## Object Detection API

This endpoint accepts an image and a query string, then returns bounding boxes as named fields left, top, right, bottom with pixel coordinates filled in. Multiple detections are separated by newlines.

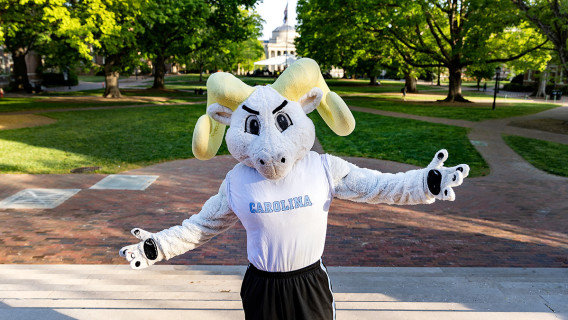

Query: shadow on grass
left=311, top=111, right=489, bottom=177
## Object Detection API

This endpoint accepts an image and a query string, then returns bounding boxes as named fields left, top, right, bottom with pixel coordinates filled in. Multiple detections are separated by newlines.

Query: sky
left=255, top=0, right=299, bottom=40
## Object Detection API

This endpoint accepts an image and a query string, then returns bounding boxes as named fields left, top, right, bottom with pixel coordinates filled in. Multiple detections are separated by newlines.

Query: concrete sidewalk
left=0, top=265, right=565, bottom=320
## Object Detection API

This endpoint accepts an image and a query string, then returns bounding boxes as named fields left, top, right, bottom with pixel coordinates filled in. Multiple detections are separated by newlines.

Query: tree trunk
left=477, top=78, right=481, bottom=91
left=10, top=47, right=32, bottom=92
left=369, top=75, right=379, bottom=85
left=437, top=66, right=441, bottom=86
left=152, top=53, right=166, bottom=89
left=535, top=71, right=548, bottom=98
left=441, top=66, right=470, bottom=102
left=404, top=72, right=417, bottom=93
left=199, top=64, right=204, bottom=83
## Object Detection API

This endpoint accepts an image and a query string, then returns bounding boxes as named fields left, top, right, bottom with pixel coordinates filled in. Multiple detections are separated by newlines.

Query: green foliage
left=513, top=0, right=568, bottom=75
left=504, top=135, right=568, bottom=177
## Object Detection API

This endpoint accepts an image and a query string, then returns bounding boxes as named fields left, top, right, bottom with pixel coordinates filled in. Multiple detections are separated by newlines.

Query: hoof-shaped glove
left=119, top=228, right=163, bottom=269
left=425, top=149, right=470, bottom=201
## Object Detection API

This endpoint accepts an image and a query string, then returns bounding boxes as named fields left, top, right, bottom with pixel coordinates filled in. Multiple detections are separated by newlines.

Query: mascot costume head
left=192, top=58, right=355, bottom=179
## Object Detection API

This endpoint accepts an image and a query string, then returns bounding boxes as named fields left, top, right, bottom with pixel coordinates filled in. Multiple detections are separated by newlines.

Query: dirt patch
left=0, top=114, right=58, bottom=130
left=508, top=118, right=568, bottom=135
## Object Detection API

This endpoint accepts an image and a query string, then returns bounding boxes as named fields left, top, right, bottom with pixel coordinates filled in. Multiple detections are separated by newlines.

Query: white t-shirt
left=226, top=151, right=334, bottom=272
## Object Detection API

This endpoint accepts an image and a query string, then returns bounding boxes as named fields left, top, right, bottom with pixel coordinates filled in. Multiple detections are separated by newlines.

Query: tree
left=0, top=0, right=88, bottom=92
left=381, top=0, right=548, bottom=102
left=465, top=64, right=498, bottom=91
left=139, top=0, right=260, bottom=89
left=296, top=0, right=390, bottom=83
left=512, top=0, right=568, bottom=76
left=71, top=0, right=147, bottom=98
left=296, top=0, right=440, bottom=91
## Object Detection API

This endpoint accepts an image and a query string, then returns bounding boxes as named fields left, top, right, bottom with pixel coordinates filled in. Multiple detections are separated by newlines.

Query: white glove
left=119, top=228, right=164, bottom=269
left=425, top=149, right=470, bottom=201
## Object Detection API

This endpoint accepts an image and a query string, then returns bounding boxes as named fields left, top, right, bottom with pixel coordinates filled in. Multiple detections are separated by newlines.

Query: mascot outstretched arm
left=120, top=58, right=469, bottom=320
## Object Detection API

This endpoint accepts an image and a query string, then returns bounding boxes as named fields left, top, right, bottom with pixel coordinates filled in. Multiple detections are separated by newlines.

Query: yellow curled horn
left=192, top=72, right=255, bottom=160
left=272, top=58, right=355, bottom=136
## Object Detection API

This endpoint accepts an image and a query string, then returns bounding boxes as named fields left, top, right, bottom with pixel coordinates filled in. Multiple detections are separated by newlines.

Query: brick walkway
left=0, top=103, right=567, bottom=268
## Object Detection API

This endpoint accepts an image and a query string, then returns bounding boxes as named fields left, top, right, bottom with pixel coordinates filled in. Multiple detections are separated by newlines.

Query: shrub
left=503, top=82, right=535, bottom=92
left=510, top=73, right=524, bottom=85
left=545, top=84, right=568, bottom=95
left=41, top=71, right=79, bottom=86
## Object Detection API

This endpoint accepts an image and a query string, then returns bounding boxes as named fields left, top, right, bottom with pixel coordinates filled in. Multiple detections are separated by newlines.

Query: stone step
left=0, top=265, right=564, bottom=320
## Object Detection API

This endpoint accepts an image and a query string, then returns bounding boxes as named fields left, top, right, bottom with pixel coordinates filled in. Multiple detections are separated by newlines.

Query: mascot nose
left=258, top=153, right=286, bottom=166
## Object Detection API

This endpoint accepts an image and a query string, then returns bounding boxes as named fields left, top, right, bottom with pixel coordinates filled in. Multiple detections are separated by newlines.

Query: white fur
left=119, top=179, right=237, bottom=268
left=121, top=84, right=470, bottom=269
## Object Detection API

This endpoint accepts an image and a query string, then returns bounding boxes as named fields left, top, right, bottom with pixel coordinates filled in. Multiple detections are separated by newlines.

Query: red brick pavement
left=1, top=155, right=566, bottom=267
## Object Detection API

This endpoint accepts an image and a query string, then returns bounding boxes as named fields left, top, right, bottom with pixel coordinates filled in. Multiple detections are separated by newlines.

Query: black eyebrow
left=242, top=105, right=259, bottom=115
left=272, top=100, right=288, bottom=114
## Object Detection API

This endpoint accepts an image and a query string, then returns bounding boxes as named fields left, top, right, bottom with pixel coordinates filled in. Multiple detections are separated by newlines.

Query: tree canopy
left=296, top=0, right=549, bottom=102
left=513, top=0, right=568, bottom=75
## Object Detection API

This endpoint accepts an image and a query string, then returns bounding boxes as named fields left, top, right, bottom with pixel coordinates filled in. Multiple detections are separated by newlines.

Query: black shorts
left=240, top=259, right=336, bottom=320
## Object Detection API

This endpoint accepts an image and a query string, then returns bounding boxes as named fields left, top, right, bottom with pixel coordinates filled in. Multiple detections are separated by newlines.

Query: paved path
left=0, top=265, right=565, bottom=320
left=0, top=98, right=566, bottom=267
left=1, top=93, right=567, bottom=318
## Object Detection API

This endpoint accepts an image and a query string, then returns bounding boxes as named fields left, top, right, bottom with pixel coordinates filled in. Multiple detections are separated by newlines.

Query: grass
left=311, top=111, right=489, bottom=177
left=39, top=88, right=201, bottom=98
left=343, top=96, right=556, bottom=121
left=0, top=104, right=226, bottom=174
left=0, top=96, right=203, bottom=113
left=503, top=135, right=568, bottom=177
left=0, top=97, right=149, bottom=113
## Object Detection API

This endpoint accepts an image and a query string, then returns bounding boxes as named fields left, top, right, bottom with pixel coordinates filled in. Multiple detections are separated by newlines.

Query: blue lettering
left=293, top=196, right=303, bottom=208
left=249, top=202, right=256, bottom=213
left=281, top=200, right=290, bottom=211
left=288, top=198, right=295, bottom=209
left=304, top=195, right=313, bottom=207
left=264, top=202, right=273, bottom=213
left=256, top=202, right=264, bottom=213
left=273, top=201, right=281, bottom=212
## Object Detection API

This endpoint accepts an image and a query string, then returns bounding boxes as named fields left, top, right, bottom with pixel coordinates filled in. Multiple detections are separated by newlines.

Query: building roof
left=273, top=24, right=295, bottom=32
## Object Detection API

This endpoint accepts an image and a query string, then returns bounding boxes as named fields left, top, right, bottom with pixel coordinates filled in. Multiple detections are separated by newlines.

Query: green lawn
left=0, top=101, right=488, bottom=175
left=39, top=88, right=201, bottom=98
left=0, top=104, right=224, bottom=174
left=0, top=97, right=150, bottom=113
left=0, top=96, right=202, bottom=113
left=503, top=135, right=568, bottom=177
left=311, top=111, right=489, bottom=177
left=344, top=96, right=556, bottom=121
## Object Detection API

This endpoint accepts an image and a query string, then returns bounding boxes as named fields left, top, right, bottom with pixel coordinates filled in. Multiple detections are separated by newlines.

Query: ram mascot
left=120, top=58, right=469, bottom=320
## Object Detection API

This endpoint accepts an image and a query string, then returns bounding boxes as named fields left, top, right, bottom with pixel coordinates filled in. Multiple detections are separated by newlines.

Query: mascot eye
left=275, top=113, right=293, bottom=132
left=245, top=115, right=260, bottom=135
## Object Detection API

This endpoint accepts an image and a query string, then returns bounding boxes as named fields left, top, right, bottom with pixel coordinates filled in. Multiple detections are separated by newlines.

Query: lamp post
left=492, top=66, right=502, bottom=110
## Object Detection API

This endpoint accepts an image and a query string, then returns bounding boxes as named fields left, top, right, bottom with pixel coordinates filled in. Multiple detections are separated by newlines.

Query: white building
left=262, top=24, right=298, bottom=72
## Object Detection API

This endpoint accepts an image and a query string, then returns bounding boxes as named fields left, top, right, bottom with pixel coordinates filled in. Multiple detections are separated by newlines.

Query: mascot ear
left=299, top=87, right=323, bottom=114
left=207, top=103, right=233, bottom=126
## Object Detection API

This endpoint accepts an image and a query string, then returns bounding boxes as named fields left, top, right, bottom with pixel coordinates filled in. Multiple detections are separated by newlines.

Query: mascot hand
left=425, top=149, right=470, bottom=201
left=119, top=228, right=163, bottom=269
